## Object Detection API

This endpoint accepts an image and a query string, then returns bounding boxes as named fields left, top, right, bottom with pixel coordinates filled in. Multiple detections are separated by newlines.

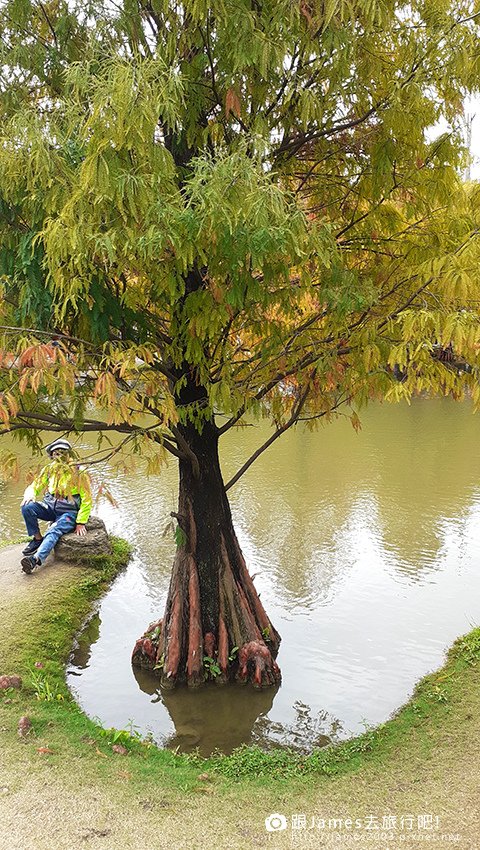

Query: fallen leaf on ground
left=95, top=747, right=108, bottom=758
left=17, top=716, right=32, bottom=737
left=36, top=747, right=54, bottom=755
left=112, top=744, right=128, bottom=755
left=0, top=675, right=22, bottom=690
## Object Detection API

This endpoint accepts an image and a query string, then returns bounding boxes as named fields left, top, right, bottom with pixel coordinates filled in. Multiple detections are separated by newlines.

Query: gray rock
left=54, top=515, right=111, bottom=563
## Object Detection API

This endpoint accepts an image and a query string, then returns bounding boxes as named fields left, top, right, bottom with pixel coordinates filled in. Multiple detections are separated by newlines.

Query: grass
left=199, top=625, right=480, bottom=783
left=2, top=539, right=480, bottom=848
left=1, top=533, right=480, bottom=797
left=0, top=538, right=209, bottom=793
left=2, top=540, right=129, bottom=670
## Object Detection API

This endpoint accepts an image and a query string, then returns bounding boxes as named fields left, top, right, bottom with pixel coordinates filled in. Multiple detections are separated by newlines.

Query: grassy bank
left=0, top=539, right=208, bottom=791
left=1, top=539, right=479, bottom=849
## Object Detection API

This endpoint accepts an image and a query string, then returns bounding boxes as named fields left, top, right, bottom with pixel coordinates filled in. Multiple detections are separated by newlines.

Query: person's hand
left=75, top=524, right=87, bottom=536
left=21, top=497, right=33, bottom=506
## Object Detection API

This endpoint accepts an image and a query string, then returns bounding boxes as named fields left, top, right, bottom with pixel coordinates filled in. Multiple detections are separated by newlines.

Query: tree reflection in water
left=251, top=701, right=344, bottom=753
left=69, top=613, right=101, bottom=673
left=133, top=666, right=342, bottom=755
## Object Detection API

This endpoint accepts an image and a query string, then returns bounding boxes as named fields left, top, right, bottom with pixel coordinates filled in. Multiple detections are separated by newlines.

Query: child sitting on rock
left=20, top=439, right=92, bottom=574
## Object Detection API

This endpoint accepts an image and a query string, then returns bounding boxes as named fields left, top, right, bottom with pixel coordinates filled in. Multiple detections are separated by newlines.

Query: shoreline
left=0, top=538, right=479, bottom=848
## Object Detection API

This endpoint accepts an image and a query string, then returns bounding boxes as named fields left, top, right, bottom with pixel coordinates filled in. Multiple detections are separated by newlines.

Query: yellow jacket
left=23, top=461, right=92, bottom=525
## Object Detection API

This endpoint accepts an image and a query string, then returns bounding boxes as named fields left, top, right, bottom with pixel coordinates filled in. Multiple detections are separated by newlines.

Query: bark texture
left=132, top=422, right=281, bottom=688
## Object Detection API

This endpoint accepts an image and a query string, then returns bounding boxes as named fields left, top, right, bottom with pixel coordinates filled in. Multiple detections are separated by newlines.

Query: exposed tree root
left=237, top=641, right=281, bottom=687
left=186, top=553, right=203, bottom=687
left=132, top=533, right=281, bottom=689
left=131, top=619, right=162, bottom=670
left=132, top=422, right=282, bottom=689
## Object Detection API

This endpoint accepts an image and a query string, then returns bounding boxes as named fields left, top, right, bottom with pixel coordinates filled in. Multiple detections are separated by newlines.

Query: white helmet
left=46, top=438, right=72, bottom=457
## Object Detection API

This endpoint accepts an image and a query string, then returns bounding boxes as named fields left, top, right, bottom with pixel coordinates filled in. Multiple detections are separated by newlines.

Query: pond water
left=2, top=398, right=480, bottom=755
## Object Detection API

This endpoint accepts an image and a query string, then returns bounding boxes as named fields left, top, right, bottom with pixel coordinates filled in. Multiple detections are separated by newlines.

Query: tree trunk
left=131, top=420, right=281, bottom=688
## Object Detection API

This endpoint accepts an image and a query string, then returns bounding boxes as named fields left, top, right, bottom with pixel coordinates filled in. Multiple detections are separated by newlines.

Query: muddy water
left=2, top=398, right=480, bottom=754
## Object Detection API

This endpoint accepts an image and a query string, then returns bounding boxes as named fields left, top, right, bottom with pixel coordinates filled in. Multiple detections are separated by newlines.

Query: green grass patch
left=0, top=535, right=28, bottom=547
left=200, top=625, right=480, bottom=783
left=1, top=535, right=480, bottom=794
left=0, top=537, right=206, bottom=792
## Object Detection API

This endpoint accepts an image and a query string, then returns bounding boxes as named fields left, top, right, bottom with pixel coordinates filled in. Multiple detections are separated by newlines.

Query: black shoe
left=22, top=537, right=43, bottom=556
left=21, top=556, right=40, bottom=574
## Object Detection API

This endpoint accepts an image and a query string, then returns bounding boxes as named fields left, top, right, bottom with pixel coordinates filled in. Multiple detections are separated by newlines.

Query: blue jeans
left=21, top=501, right=77, bottom=562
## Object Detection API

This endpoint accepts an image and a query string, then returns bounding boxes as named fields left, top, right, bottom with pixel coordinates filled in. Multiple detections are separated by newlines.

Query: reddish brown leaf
left=225, top=87, right=241, bottom=119
left=209, top=280, right=223, bottom=304
left=300, top=1, right=313, bottom=24
left=17, top=716, right=32, bottom=737
left=0, top=675, right=22, bottom=690
left=18, top=346, right=37, bottom=368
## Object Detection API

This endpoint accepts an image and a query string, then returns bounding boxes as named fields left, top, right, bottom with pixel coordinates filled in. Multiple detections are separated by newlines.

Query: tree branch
left=8, top=411, right=185, bottom=460
left=224, top=377, right=313, bottom=490
left=272, top=103, right=382, bottom=162
left=170, top=424, right=200, bottom=478
left=36, top=1, right=58, bottom=48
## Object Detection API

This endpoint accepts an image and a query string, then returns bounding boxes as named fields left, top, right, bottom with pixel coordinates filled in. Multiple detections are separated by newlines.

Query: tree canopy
left=1, top=0, right=480, bottom=477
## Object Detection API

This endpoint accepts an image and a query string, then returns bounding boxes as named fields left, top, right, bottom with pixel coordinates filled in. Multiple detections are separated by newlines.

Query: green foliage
left=30, top=669, right=65, bottom=702
left=97, top=719, right=143, bottom=746
left=148, top=624, right=162, bottom=641
left=0, top=0, right=480, bottom=476
left=206, top=732, right=378, bottom=780
left=174, top=525, right=187, bottom=549
left=452, top=629, right=480, bottom=666
left=154, top=652, right=165, bottom=672
left=228, top=646, right=239, bottom=663
left=425, top=685, right=449, bottom=704
left=203, top=655, right=221, bottom=678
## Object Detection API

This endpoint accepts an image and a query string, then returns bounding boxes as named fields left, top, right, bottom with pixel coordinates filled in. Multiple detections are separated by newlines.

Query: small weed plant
left=30, top=669, right=64, bottom=702
left=204, top=655, right=221, bottom=679
left=97, top=719, right=143, bottom=747
left=455, top=629, right=480, bottom=666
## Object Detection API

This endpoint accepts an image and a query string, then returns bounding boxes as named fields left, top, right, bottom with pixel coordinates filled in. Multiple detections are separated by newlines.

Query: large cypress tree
left=1, top=0, right=480, bottom=687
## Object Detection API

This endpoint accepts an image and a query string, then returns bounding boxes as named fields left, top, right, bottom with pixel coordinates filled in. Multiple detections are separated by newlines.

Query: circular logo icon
left=265, top=813, right=288, bottom=832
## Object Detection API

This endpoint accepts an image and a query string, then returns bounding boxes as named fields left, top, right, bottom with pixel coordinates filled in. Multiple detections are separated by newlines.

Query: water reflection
left=70, top=614, right=101, bottom=671
left=71, top=613, right=342, bottom=755
left=251, top=702, right=342, bottom=753
left=133, top=666, right=279, bottom=755
left=3, top=398, right=480, bottom=753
